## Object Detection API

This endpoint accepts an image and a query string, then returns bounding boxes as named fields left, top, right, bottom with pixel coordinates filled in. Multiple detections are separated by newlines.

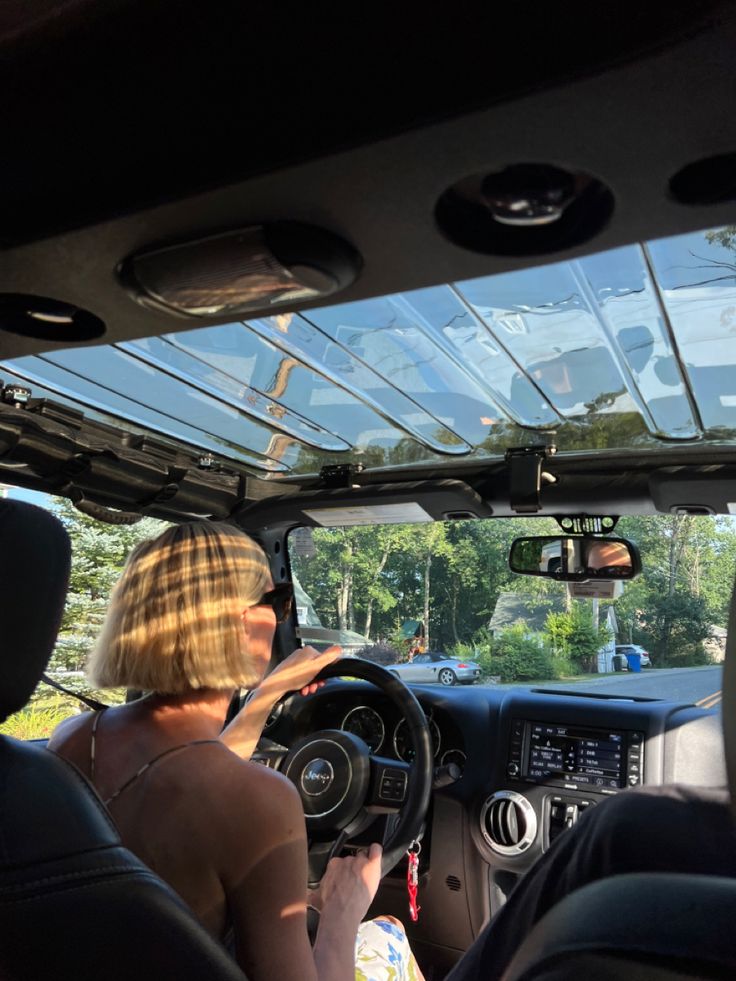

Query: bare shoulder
left=47, top=710, right=93, bottom=751
left=203, top=746, right=305, bottom=880
left=182, top=740, right=302, bottom=818
left=215, top=748, right=303, bottom=820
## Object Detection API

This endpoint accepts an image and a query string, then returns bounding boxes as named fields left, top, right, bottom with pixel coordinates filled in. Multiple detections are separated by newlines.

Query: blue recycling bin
left=626, top=652, right=642, bottom=672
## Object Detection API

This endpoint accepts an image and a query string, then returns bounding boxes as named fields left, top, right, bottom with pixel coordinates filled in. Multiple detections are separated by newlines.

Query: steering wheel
left=269, top=658, right=433, bottom=880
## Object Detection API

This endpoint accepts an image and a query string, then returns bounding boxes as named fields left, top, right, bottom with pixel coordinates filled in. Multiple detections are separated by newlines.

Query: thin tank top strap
left=103, top=739, right=221, bottom=807
left=89, top=708, right=106, bottom=781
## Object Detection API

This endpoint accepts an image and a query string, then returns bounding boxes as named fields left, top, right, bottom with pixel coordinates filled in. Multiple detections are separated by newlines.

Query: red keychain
left=406, top=841, right=422, bottom=922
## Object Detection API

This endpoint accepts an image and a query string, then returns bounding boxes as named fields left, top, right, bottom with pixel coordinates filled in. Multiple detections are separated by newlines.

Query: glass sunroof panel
left=303, top=297, right=531, bottom=444
left=456, top=246, right=699, bottom=439
left=4, top=223, right=736, bottom=479
left=646, top=228, right=736, bottom=432
left=13, top=349, right=303, bottom=471
left=0, top=359, right=289, bottom=472
left=384, top=287, right=559, bottom=428
left=120, top=335, right=352, bottom=452
left=572, top=246, right=700, bottom=439
left=242, top=314, right=472, bottom=452
left=159, top=320, right=468, bottom=454
left=457, top=262, right=625, bottom=416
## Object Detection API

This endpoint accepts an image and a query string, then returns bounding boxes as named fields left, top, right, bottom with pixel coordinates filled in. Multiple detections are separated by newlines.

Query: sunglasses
left=256, top=581, right=294, bottom=624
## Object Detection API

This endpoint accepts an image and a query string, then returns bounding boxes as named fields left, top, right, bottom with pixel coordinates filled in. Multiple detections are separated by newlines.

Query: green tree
left=705, top=225, right=736, bottom=254
left=52, top=500, right=166, bottom=671
left=616, top=514, right=732, bottom=661
left=638, top=591, right=711, bottom=666
left=291, top=524, right=422, bottom=639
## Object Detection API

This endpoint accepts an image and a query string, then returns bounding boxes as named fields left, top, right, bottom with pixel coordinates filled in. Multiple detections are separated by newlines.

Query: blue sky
left=6, top=486, right=54, bottom=508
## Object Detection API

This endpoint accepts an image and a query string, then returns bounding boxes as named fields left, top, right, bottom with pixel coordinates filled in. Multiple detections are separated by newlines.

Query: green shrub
left=668, top=643, right=711, bottom=667
left=545, top=603, right=612, bottom=673
left=550, top=652, right=575, bottom=678
left=475, top=649, right=499, bottom=678
left=448, top=640, right=476, bottom=661
left=492, top=624, right=558, bottom=682
left=0, top=686, right=128, bottom=742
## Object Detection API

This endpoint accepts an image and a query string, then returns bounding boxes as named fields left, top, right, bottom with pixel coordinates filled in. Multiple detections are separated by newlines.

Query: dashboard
left=264, top=686, right=467, bottom=768
left=257, top=679, right=725, bottom=972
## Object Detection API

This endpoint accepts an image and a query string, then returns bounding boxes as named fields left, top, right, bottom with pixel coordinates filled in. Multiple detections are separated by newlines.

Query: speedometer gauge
left=393, top=716, right=441, bottom=762
left=340, top=705, right=385, bottom=753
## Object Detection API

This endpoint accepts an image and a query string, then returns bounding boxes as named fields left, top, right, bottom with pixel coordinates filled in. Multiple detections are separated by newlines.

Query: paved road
left=479, top=665, right=723, bottom=709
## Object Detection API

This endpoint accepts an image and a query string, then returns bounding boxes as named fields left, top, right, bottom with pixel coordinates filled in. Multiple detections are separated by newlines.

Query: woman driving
left=49, top=521, right=422, bottom=981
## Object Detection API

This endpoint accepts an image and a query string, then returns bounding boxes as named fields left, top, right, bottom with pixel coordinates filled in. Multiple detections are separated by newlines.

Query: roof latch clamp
left=0, top=383, right=32, bottom=409
left=505, top=444, right=557, bottom=514
left=319, top=463, right=365, bottom=489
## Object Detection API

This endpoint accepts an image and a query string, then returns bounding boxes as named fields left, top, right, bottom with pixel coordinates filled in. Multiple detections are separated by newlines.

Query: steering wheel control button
left=300, top=758, right=335, bottom=797
left=377, top=767, right=408, bottom=805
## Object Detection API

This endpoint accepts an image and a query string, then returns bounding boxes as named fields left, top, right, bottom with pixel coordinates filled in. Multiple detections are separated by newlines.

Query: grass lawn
left=0, top=685, right=125, bottom=740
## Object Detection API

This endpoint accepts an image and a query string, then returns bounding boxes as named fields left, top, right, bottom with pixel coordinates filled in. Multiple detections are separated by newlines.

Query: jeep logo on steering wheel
left=300, top=758, right=335, bottom=796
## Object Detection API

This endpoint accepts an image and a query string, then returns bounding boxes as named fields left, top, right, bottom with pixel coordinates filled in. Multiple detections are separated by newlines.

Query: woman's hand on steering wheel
left=261, top=645, right=343, bottom=700
left=308, top=843, right=383, bottom=924
left=221, top=647, right=343, bottom=760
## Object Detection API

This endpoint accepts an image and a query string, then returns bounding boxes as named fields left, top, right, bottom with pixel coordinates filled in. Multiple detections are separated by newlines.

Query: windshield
left=288, top=515, right=730, bottom=705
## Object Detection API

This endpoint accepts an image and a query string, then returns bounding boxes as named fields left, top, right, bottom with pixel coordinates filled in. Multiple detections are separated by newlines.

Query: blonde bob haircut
left=87, top=522, right=272, bottom=693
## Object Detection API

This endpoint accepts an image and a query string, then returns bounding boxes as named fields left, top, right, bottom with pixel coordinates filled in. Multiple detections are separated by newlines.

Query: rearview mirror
left=509, top=535, right=641, bottom=581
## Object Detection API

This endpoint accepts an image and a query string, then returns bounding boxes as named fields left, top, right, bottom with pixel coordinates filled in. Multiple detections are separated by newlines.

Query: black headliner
left=1, top=2, right=736, bottom=361
left=0, top=1, right=727, bottom=244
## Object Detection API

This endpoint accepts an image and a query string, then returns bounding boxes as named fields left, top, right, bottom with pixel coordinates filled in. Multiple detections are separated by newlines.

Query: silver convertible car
left=386, top=652, right=481, bottom=686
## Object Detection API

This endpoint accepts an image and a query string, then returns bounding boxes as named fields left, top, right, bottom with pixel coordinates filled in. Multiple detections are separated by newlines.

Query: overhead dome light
left=122, top=223, right=362, bottom=319
left=436, top=164, right=614, bottom=257
left=481, top=164, right=576, bottom=227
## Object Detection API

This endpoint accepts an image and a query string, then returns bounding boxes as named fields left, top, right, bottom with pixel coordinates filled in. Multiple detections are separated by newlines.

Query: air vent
left=480, top=790, right=537, bottom=856
left=445, top=875, right=462, bottom=892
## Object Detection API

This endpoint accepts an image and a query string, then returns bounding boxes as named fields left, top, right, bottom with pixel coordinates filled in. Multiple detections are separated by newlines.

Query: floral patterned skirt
left=355, top=917, right=424, bottom=981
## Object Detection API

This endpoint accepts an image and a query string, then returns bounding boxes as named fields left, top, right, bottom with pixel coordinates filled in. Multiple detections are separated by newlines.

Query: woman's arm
left=220, top=645, right=341, bottom=759
left=219, top=764, right=379, bottom=981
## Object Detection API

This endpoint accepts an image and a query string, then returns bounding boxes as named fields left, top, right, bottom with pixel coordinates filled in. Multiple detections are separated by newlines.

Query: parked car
left=386, top=651, right=481, bottom=686
left=615, top=644, right=652, bottom=669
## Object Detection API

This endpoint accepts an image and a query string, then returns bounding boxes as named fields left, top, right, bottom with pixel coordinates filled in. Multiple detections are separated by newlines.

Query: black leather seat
left=0, top=501, right=244, bottom=981
left=502, top=873, right=736, bottom=980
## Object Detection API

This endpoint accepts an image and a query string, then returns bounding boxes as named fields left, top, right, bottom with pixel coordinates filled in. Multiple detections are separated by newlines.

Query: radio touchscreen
left=526, top=723, right=624, bottom=788
left=521, top=722, right=633, bottom=790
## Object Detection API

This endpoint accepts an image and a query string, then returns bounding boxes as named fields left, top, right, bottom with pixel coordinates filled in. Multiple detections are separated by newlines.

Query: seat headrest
left=0, top=738, right=119, bottom=868
left=0, top=499, right=71, bottom=722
